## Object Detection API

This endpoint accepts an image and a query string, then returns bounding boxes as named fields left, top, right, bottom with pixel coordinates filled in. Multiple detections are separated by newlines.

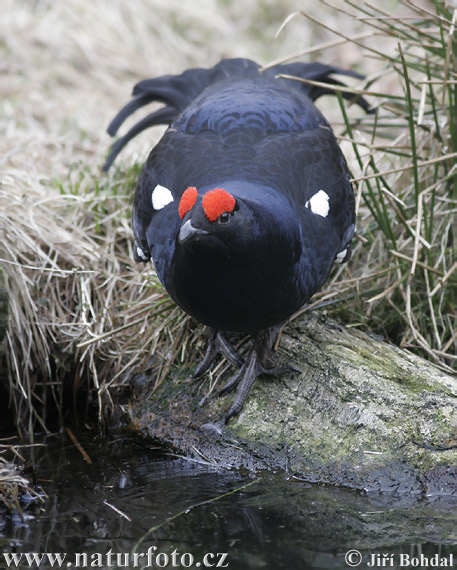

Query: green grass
left=296, top=0, right=457, bottom=374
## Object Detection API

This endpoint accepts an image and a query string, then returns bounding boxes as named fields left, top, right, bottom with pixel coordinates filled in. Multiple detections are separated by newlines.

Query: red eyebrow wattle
left=179, top=186, right=198, bottom=218
left=202, top=188, right=236, bottom=222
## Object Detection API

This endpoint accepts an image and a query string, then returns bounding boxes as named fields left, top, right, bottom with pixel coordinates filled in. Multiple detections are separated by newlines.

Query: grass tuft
left=293, top=0, right=457, bottom=373
left=2, top=164, right=199, bottom=432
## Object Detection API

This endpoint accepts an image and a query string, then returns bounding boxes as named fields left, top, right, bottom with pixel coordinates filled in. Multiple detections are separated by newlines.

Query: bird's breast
left=167, top=232, right=305, bottom=333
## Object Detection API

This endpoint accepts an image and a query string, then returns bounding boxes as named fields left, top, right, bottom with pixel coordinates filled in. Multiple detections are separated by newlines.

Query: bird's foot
left=220, top=327, right=295, bottom=424
left=193, top=328, right=244, bottom=379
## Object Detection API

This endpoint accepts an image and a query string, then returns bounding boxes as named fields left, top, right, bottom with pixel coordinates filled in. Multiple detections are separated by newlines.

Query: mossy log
left=129, top=313, right=457, bottom=495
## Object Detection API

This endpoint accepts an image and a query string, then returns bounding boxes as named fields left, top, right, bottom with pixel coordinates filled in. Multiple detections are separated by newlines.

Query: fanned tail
left=104, top=58, right=372, bottom=170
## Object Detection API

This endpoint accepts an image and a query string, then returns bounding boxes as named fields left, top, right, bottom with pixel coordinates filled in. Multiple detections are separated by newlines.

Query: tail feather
left=132, top=76, right=195, bottom=109
left=104, top=58, right=371, bottom=169
left=103, top=106, right=176, bottom=171
left=107, top=93, right=156, bottom=137
left=268, top=61, right=371, bottom=112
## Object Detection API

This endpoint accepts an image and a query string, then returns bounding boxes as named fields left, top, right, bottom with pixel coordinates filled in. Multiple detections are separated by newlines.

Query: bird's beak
left=178, top=219, right=208, bottom=245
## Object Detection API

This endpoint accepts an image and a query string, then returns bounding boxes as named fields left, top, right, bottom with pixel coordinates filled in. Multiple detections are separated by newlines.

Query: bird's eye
left=218, top=212, right=231, bottom=224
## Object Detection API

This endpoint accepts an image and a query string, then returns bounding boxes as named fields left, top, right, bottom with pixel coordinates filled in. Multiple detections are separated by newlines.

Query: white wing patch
left=305, top=190, right=330, bottom=218
left=335, top=249, right=347, bottom=264
left=152, top=184, right=173, bottom=210
left=136, top=246, right=149, bottom=261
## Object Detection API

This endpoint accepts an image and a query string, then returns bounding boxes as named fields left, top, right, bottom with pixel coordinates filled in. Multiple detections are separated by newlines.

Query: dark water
left=1, top=432, right=456, bottom=569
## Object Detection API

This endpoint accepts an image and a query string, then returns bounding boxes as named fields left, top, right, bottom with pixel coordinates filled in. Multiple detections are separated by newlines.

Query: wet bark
left=128, top=312, right=457, bottom=495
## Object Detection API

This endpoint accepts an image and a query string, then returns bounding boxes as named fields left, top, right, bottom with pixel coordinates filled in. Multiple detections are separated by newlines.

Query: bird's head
left=174, top=181, right=301, bottom=260
left=176, top=186, right=250, bottom=255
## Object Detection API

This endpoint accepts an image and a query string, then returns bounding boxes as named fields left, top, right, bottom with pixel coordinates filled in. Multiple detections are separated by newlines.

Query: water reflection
left=1, top=432, right=456, bottom=569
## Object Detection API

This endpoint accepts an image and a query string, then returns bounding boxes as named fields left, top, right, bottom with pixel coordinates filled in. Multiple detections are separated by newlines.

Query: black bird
left=104, top=58, right=369, bottom=422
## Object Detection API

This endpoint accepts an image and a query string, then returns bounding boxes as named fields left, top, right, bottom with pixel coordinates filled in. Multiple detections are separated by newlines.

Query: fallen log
left=128, top=312, right=457, bottom=495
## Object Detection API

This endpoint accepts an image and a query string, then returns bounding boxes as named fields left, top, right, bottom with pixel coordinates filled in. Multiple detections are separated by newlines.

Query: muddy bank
left=127, top=313, right=457, bottom=495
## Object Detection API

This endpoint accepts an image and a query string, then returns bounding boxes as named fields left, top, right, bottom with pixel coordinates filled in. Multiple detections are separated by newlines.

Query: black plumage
left=105, top=58, right=369, bottom=422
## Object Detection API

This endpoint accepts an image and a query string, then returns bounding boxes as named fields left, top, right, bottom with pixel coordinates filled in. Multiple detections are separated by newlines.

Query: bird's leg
left=223, top=351, right=260, bottom=423
left=193, top=327, right=244, bottom=378
left=221, top=326, right=295, bottom=423
left=217, top=331, right=245, bottom=367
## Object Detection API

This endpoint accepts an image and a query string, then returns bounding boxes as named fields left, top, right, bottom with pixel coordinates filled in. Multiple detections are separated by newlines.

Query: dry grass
left=0, top=440, right=44, bottom=512
left=1, top=0, right=456, bottom=434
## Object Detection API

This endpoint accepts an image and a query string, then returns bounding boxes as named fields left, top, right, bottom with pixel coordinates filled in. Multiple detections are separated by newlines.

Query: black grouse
left=104, top=58, right=369, bottom=422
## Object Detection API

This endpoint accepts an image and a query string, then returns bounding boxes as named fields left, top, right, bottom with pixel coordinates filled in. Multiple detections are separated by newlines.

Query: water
left=1, top=432, right=456, bottom=569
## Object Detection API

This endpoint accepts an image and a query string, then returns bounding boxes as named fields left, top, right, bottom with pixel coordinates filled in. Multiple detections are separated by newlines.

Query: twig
left=429, top=261, right=457, bottom=297
left=103, top=499, right=132, bottom=521
left=351, top=152, right=457, bottom=183
left=65, top=427, right=92, bottom=464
